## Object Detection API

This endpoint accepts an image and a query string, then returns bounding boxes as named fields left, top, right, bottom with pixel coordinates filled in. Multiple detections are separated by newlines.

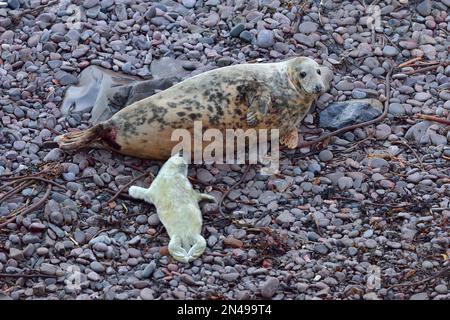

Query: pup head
left=163, top=153, right=188, bottom=176
left=288, top=57, right=325, bottom=95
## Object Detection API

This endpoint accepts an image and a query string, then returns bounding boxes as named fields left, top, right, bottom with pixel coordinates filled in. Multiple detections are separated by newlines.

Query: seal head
left=287, top=57, right=325, bottom=95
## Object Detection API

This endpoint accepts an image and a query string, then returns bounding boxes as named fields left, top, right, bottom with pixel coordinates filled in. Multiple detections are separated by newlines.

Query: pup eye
left=317, top=69, right=321, bottom=75
left=300, top=72, right=307, bottom=78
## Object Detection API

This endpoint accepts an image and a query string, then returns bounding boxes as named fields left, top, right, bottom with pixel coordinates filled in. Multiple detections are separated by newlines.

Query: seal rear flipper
left=55, top=122, right=121, bottom=151
left=280, top=128, right=299, bottom=149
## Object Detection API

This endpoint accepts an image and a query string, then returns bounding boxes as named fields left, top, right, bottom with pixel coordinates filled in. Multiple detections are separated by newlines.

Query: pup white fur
left=129, top=154, right=215, bottom=263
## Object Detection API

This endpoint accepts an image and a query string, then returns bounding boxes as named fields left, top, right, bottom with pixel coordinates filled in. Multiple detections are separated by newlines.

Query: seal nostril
left=315, top=84, right=322, bottom=92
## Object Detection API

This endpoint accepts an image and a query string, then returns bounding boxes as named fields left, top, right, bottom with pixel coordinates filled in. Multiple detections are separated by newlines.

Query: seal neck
left=285, top=60, right=304, bottom=94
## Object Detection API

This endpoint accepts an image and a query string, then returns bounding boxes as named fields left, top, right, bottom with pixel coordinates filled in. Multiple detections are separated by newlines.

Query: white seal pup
left=128, top=154, right=215, bottom=263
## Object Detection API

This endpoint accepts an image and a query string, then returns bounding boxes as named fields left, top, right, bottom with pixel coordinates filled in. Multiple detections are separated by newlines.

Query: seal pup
left=56, top=57, right=325, bottom=159
left=128, top=154, right=215, bottom=263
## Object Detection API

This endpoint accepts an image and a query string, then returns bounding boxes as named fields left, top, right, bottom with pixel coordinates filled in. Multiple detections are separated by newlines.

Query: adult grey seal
left=56, top=57, right=325, bottom=159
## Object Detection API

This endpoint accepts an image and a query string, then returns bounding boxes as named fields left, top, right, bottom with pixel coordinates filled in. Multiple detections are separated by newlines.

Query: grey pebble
left=318, top=150, right=333, bottom=162
left=260, top=277, right=279, bottom=298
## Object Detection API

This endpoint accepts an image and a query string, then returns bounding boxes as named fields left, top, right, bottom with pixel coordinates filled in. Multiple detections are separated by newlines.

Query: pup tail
left=55, top=123, right=109, bottom=151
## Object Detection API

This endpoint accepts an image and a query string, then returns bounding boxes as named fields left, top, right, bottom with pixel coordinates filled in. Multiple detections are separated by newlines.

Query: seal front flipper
left=280, top=128, right=299, bottom=149
left=246, top=92, right=271, bottom=126
left=196, top=192, right=216, bottom=203
left=129, top=186, right=153, bottom=204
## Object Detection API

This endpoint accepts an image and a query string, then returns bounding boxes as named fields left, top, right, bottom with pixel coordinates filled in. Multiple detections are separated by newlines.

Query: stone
left=223, top=237, right=243, bottom=248
left=276, top=211, right=295, bottom=224
left=382, top=45, right=398, bottom=57
left=375, top=124, right=392, bottom=140
left=197, top=168, right=213, bottom=184
left=222, top=273, right=240, bottom=282
left=365, top=239, right=377, bottom=249
left=182, top=0, right=196, bottom=9
left=9, top=248, right=24, bottom=261
left=405, top=121, right=433, bottom=143
left=140, top=288, right=155, bottom=300
left=39, top=263, right=57, bottom=275
left=141, top=261, right=156, bottom=278
left=230, top=24, right=245, bottom=37
left=293, top=33, right=314, bottom=47
left=338, top=177, right=353, bottom=190
left=416, top=0, right=431, bottom=16
left=83, top=0, right=99, bottom=9
left=256, top=30, right=275, bottom=48
left=429, top=134, right=447, bottom=146
left=239, top=31, right=255, bottom=43
left=410, top=292, right=428, bottom=300
left=298, top=21, right=318, bottom=34
left=434, top=284, right=447, bottom=294
left=335, top=80, right=354, bottom=91
left=314, top=244, right=329, bottom=254
left=319, top=99, right=383, bottom=130
left=7, top=0, right=20, bottom=10
left=388, top=103, right=405, bottom=116
left=414, top=92, right=431, bottom=102
left=260, top=277, right=279, bottom=298
left=90, top=261, right=105, bottom=273
left=44, top=148, right=63, bottom=162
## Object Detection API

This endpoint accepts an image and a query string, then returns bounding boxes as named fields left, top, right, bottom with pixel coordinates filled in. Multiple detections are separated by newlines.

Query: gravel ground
left=0, top=0, right=449, bottom=300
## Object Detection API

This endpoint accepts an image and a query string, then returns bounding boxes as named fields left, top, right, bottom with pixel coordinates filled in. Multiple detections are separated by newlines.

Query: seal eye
left=317, top=69, right=321, bottom=75
left=300, top=71, right=307, bottom=78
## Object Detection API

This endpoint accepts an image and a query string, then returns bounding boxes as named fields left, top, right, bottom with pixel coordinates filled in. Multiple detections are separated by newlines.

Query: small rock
left=338, top=177, right=353, bottom=190
left=414, top=92, right=431, bottom=102
left=256, top=30, right=275, bottom=48
left=389, top=103, right=405, bottom=116
left=319, top=99, right=383, bottom=130
left=434, top=284, right=447, bottom=294
left=230, top=24, right=245, bottom=37
left=141, top=261, right=156, bottom=278
left=239, top=31, right=255, bottom=43
left=223, top=237, right=243, bottom=248
left=416, top=0, right=431, bottom=16
left=7, top=0, right=20, bottom=9
left=318, top=150, right=333, bottom=162
left=293, top=33, right=314, bottom=47
left=222, top=273, right=240, bottom=282
left=276, top=211, right=295, bottom=224
left=9, top=248, right=24, bottom=261
left=382, top=45, right=398, bottom=57
left=182, top=0, right=196, bottom=9
left=90, top=261, right=105, bottom=273
left=140, top=288, right=155, bottom=300
left=375, top=124, right=392, bottom=140
left=43, top=148, right=63, bottom=162
left=197, top=168, right=213, bottom=184
left=29, top=223, right=46, bottom=232
left=410, top=292, right=428, bottom=300
left=260, top=277, right=279, bottom=298
left=363, top=292, right=379, bottom=300
left=314, top=244, right=329, bottom=254
left=298, top=21, right=318, bottom=34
